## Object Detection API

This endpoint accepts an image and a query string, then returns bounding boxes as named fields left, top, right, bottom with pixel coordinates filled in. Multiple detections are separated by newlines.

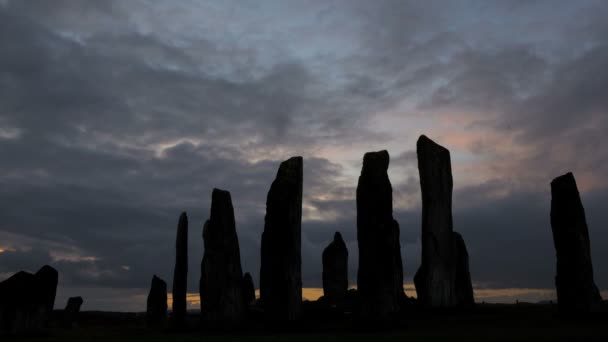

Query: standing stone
left=322, top=232, right=348, bottom=305
left=35, top=265, right=58, bottom=315
left=414, top=135, right=474, bottom=308
left=242, top=273, right=256, bottom=306
left=357, top=150, right=405, bottom=317
left=63, top=296, right=84, bottom=329
left=0, top=265, right=58, bottom=335
left=172, top=212, right=188, bottom=326
left=200, top=188, right=245, bottom=321
left=550, top=172, right=602, bottom=313
left=146, top=275, right=167, bottom=326
left=260, top=156, right=303, bottom=320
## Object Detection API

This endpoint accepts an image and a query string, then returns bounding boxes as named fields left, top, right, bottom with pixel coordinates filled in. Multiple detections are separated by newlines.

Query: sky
left=0, top=0, right=607, bottom=312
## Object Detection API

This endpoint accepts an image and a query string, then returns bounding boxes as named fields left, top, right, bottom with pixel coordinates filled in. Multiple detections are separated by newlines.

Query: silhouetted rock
left=414, top=135, right=474, bottom=308
left=550, top=172, right=602, bottom=313
left=200, top=188, right=245, bottom=321
left=146, top=275, right=167, bottom=326
left=260, top=156, right=303, bottom=320
left=242, top=272, right=256, bottom=306
left=63, top=296, right=84, bottom=329
left=0, top=265, right=58, bottom=335
left=356, top=150, right=405, bottom=318
left=172, top=212, right=188, bottom=327
left=322, top=232, right=348, bottom=305
left=35, top=265, right=58, bottom=314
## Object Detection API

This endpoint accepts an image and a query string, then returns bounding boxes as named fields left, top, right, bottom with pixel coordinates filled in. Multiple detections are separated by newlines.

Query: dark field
left=15, top=304, right=608, bottom=342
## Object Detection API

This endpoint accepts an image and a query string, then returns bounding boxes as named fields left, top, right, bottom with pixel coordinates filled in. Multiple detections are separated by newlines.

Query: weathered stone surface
left=414, top=135, right=474, bottom=308
left=322, top=232, right=348, bottom=305
left=242, top=272, right=256, bottom=306
left=200, top=188, right=245, bottom=321
left=550, top=172, right=602, bottom=313
left=172, top=212, right=188, bottom=326
left=260, top=156, right=303, bottom=320
left=64, top=296, right=84, bottom=328
left=146, top=275, right=167, bottom=326
left=0, top=265, right=58, bottom=335
left=356, top=150, right=405, bottom=317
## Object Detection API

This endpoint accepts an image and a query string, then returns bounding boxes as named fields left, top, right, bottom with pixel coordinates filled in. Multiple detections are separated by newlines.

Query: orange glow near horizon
left=174, top=284, right=586, bottom=308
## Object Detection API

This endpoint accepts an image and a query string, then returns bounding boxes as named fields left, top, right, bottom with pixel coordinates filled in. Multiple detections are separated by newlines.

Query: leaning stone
left=551, top=172, right=602, bottom=313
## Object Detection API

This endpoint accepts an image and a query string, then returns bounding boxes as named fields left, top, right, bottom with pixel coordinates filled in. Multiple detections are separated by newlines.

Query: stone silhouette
left=322, top=232, right=348, bottom=305
left=550, top=172, right=602, bottom=312
left=146, top=275, right=167, bottom=326
left=63, top=296, right=84, bottom=329
left=200, top=188, right=246, bottom=321
left=242, top=272, right=256, bottom=306
left=414, top=135, right=474, bottom=308
left=35, top=265, right=59, bottom=315
left=357, top=150, right=405, bottom=317
left=0, top=265, right=58, bottom=335
left=260, top=156, right=303, bottom=320
left=172, top=212, right=188, bottom=326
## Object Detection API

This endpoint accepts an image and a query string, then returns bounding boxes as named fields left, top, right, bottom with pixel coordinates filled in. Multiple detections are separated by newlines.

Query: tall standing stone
left=260, top=156, right=303, bottom=320
left=172, top=212, right=188, bottom=326
left=242, top=272, right=256, bottom=306
left=200, top=188, right=245, bottom=321
left=35, top=265, right=58, bottom=315
left=414, top=135, right=474, bottom=308
left=357, top=150, right=405, bottom=317
left=147, top=275, right=167, bottom=326
left=322, top=232, right=348, bottom=305
left=550, top=172, right=602, bottom=312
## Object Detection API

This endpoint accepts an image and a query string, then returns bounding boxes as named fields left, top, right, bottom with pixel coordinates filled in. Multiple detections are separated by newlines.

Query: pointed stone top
left=362, top=150, right=389, bottom=172
left=551, top=172, right=577, bottom=189
left=277, top=156, right=303, bottom=178
left=417, top=135, right=449, bottom=154
left=334, top=231, right=343, bottom=242
left=179, top=211, right=188, bottom=224
left=212, top=188, right=231, bottom=198
left=244, top=272, right=253, bottom=280
left=36, top=265, right=58, bottom=276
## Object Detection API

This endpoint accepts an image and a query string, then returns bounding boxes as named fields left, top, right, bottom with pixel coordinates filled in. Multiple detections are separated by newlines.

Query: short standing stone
left=242, top=272, right=256, bottom=306
left=260, top=156, right=303, bottom=320
left=356, top=150, right=405, bottom=317
left=146, top=275, right=167, bottom=326
left=200, top=188, right=245, bottom=321
left=64, top=296, right=84, bottom=328
left=172, top=212, right=188, bottom=326
left=551, top=172, right=602, bottom=312
left=322, top=232, right=348, bottom=305
left=414, top=135, right=474, bottom=308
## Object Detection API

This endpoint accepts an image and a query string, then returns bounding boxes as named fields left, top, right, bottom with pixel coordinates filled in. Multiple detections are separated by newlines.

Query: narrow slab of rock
left=356, top=150, right=405, bottom=317
left=414, top=135, right=474, bottom=308
left=172, top=212, right=188, bottom=326
left=260, top=156, right=303, bottom=320
left=551, top=172, right=602, bottom=312
left=64, top=296, right=84, bottom=328
left=242, top=272, right=256, bottom=306
left=146, top=275, right=167, bottom=325
left=322, top=232, right=348, bottom=305
left=200, top=188, right=245, bottom=321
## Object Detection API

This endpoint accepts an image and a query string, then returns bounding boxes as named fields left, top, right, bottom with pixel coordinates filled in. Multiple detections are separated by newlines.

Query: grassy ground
left=14, top=304, right=608, bottom=341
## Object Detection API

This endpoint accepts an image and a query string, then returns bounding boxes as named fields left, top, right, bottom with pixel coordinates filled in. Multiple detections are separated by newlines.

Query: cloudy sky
left=1, top=0, right=607, bottom=311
